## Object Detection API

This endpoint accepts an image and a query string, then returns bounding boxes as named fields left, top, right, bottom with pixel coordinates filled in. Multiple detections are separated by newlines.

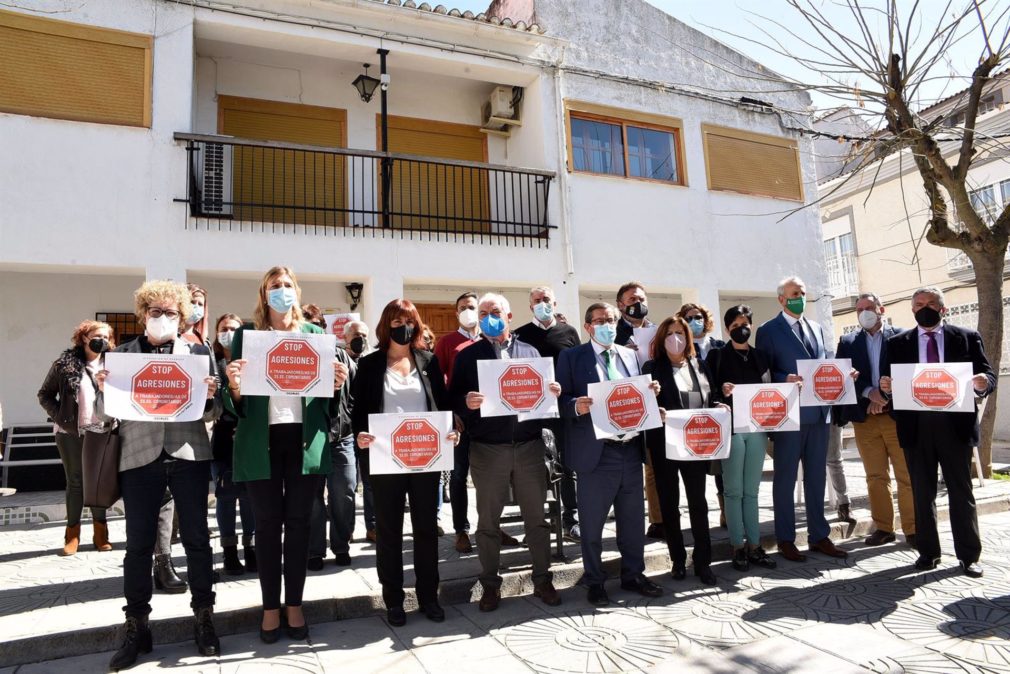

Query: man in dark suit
left=557, top=302, right=663, bottom=606
left=835, top=292, right=914, bottom=547
left=880, top=287, right=996, bottom=577
left=755, top=276, right=849, bottom=562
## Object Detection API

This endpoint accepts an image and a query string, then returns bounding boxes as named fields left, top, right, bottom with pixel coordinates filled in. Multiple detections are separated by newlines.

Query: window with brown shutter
left=702, top=124, right=803, bottom=201
left=0, top=10, right=152, bottom=127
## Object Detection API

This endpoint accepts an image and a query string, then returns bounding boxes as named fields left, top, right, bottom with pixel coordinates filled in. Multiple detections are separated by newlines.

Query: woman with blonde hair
left=225, top=266, right=349, bottom=643
left=38, top=319, right=116, bottom=555
left=181, top=283, right=210, bottom=346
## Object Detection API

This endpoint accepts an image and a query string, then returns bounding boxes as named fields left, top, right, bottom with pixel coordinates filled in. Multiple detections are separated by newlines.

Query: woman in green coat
left=225, top=266, right=349, bottom=643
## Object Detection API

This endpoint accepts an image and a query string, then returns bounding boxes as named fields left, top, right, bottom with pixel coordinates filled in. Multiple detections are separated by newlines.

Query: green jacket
left=226, top=323, right=338, bottom=482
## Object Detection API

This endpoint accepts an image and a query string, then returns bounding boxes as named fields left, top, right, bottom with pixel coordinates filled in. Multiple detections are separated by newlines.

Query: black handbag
left=82, top=425, right=121, bottom=508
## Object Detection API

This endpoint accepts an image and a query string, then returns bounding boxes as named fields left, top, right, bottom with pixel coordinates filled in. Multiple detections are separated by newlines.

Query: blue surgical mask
left=187, top=304, right=204, bottom=326
left=533, top=302, right=553, bottom=323
left=267, top=287, right=297, bottom=313
left=688, top=318, right=705, bottom=337
left=593, top=323, right=617, bottom=347
left=480, top=314, right=506, bottom=338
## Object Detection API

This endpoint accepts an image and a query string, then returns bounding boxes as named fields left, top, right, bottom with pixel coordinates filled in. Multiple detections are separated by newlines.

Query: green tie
left=602, top=349, right=620, bottom=380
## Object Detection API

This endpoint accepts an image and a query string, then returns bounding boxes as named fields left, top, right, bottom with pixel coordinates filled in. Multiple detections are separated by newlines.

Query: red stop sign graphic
left=750, top=388, right=789, bottom=430
left=391, top=419, right=442, bottom=470
left=266, top=338, right=321, bottom=393
left=912, top=368, right=960, bottom=409
left=131, top=361, right=193, bottom=419
left=605, top=383, right=648, bottom=432
left=684, top=414, right=724, bottom=457
left=811, top=363, right=846, bottom=403
left=497, top=364, right=545, bottom=412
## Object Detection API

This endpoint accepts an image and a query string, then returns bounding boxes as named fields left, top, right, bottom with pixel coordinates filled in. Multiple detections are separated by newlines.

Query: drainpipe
left=551, top=57, right=575, bottom=280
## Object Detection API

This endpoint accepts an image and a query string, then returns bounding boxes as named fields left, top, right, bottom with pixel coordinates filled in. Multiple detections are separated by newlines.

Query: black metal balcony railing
left=174, top=133, right=556, bottom=247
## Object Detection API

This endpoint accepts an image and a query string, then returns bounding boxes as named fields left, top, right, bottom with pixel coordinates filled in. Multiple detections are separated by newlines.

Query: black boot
left=193, top=606, right=220, bottom=657
left=222, top=545, right=245, bottom=576
left=108, top=615, right=152, bottom=671
left=243, top=545, right=257, bottom=575
left=153, top=554, right=187, bottom=594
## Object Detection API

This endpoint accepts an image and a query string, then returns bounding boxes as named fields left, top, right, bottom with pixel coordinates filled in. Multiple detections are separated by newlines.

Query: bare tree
left=701, top=0, right=1010, bottom=474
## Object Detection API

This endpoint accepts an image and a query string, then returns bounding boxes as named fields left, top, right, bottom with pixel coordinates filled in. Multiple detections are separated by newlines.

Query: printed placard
left=368, top=411, right=454, bottom=474
left=797, top=358, right=857, bottom=407
left=324, top=312, right=360, bottom=346
left=891, top=362, right=975, bottom=413
left=633, top=326, right=659, bottom=366
left=103, top=352, right=209, bottom=422
left=240, top=330, right=336, bottom=398
left=665, top=407, right=731, bottom=461
left=731, top=383, right=801, bottom=433
left=586, top=374, right=663, bottom=440
left=477, top=357, right=558, bottom=421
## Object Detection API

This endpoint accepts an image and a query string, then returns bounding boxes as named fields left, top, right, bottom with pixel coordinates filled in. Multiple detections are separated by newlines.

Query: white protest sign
left=633, top=326, right=659, bottom=367
left=891, top=362, right=975, bottom=413
left=324, top=312, right=360, bottom=347
left=797, top=358, right=857, bottom=407
left=367, top=411, right=454, bottom=474
left=103, top=352, right=209, bottom=422
left=731, top=383, right=800, bottom=433
left=587, top=374, right=663, bottom=440
left=665, top=407, right=732, bottom=461
left=240, top=330, right=336, bottom=398
left=477, top=357, right=558, bottom=421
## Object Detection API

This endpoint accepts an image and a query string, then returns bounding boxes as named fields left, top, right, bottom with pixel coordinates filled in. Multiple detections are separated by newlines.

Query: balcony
left=826, top=251, right=860, bottom=312
left=947, top=247, right=1010, bottom=281
left=175, top=133, right=556, bottom=248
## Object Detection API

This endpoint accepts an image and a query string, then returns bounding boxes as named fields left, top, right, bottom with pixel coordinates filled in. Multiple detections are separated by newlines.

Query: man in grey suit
left=557, top=302, right=663, bottom=606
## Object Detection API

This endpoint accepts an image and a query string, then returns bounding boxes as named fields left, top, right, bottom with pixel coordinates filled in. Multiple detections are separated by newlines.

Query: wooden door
left=415, top=303, right=460, bottom=339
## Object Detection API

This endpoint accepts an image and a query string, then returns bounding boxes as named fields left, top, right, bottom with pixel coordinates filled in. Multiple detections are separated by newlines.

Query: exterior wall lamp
left=352, top=64, right=380, bottom=103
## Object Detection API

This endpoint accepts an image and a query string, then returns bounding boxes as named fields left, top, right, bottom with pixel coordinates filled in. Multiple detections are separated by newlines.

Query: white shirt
left=382, top=367, right=427, bottom=413
left=589, top=341, right=638, bottom=441
left=862, top=328, right=884, bottom=397
left=781, top=311, right=816, bottom=354
left=917, top=325, right=945, bottom=363
left=269, top=396, right=302, bottom=425
left=458, top=327, right=480, bottom=341
left=535, top=317, right=557, bottom=330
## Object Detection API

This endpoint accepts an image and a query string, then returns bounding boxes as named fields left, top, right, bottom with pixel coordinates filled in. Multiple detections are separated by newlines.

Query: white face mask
left=458, top=308, right=478, bottom=329
left=665, top=333, right=686, bottom=356
left=217, top=331, right=234, bottom=349
left=857, top=310, right=880, bottom=331
left=146, top=315, right=179, bottom=343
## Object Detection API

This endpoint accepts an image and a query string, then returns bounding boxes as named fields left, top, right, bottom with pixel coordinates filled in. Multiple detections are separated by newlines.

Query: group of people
left=36, top=269, right=996, bottom=671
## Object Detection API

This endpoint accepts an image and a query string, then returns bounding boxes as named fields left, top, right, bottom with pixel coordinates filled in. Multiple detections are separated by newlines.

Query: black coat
left=642, top=355, right=716, bottom=458
left=833, top=325, right=899, bottom=426
left=350, top=348, right=448, bottom=441
left=883, top=324, right=996, bottom=448
left=37, top=347, right=96, bottom=436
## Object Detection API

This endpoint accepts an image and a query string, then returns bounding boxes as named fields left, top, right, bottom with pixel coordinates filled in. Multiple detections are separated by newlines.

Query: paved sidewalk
left=8, top=511, right=1010, bottom=673
left=2, top=440, right=1010, bottom=668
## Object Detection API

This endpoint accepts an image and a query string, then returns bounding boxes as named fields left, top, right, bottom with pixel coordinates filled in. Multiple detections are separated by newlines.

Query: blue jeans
left=310, top=435, right=357, bottom=557
left=213, top=462, right=255, bottom=547
left=120, top=453, right=215, bottom=617
left=448, top=432, right=472, bottom=534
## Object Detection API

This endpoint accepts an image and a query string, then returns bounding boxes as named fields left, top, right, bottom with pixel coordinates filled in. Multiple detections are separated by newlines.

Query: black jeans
left=650, top=445, right=712, bottom=569
left=361, top=452, right=440, bottom=608
left=119, top=453, right=214, bottom=618
left=55, top=432, right=106, bottom=526
left=448, top=432, right=472, bottom=534
left=245, top=424, right=323, bottom=610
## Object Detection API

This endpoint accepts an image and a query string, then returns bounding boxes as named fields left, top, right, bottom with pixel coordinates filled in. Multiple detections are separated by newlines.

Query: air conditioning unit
left=481, top=86, right=523, bottom=137
left=196, top=142, right=233, bottom=216
left=489, top=86, right=515, bottom=119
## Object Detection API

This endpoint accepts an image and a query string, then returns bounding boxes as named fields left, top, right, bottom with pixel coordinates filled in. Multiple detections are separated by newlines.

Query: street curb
left=3, top=491, right=1009, bottom=667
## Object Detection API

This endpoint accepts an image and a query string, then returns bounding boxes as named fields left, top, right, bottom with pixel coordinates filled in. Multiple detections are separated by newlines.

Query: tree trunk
left=971, top=254, right=1004, bottom=478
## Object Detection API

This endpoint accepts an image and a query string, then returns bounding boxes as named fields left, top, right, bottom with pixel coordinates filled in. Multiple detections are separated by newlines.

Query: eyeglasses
left=147, top=308, right=180, bottom=319
left=590, top=319, right=617, bottom=326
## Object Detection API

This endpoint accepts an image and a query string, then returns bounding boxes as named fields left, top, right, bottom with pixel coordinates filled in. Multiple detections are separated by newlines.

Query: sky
left=448, top=0, right=999, bottom=112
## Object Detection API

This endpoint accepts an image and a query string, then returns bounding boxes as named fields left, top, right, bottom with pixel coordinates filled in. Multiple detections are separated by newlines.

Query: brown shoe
left=533, top=581, right=562, bottom=606
left=777, top=541, right=806, bottom=562
left=864, top=529, right=896, bottom=546
left=500, top=530, right=521, bottom=546
left=809, top=537, right=848, bottom=558
left=61, top=524, right=81, bottom=556
left=366, top=529, right=377, bottom=543
left=478, top=586, right=500, bottom=612
left=455, top=533, right=473, bottom=553
left=93, top=521, right=113, bottom=552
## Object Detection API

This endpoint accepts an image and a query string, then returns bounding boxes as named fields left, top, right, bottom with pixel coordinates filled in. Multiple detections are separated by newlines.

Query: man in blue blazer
left=755, top=276, right=849, bottom=562
left=880, top=287, right=996, bottom=577
left=834, top=292, right=914, bottom=548
left=557, top=302, right=663, bottom=606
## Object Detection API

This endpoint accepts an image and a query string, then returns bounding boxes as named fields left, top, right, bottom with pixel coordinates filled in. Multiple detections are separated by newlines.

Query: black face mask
left=349, top=336, right=365, bottom=354
left=624, top=301, right=648, bottom=320
left=88, top=338, right=109, bottom=355
left=390, top=324, right=414, bottom=346
left=729, top=325, right=751, bottom=345
left=914, top=306, right=942, bottom=328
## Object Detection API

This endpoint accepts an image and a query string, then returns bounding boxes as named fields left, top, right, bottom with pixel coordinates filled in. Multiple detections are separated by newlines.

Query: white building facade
left=1, top=0, right=827, bottom=425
